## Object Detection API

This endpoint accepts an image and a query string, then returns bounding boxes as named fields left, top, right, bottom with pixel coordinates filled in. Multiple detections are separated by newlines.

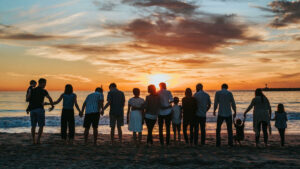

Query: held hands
left=213, top=111, right=216, bottom=116
left=49, top=106, right=54, bottom=112
left=79, top=110, right=83, bottom=118
left=100, top=110, right=104, bottom=116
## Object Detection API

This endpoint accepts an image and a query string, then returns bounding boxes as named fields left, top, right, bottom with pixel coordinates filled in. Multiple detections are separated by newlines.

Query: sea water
left=0, top=91, right=299, bottom=134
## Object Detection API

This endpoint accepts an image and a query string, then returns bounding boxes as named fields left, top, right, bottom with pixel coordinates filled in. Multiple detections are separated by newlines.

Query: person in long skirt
left=127, top=88, right=145, bottom=145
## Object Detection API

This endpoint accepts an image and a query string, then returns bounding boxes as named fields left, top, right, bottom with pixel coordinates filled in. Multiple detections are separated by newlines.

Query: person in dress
left=244, top=89, right=271, bottom=147
left=144, top=84, right=160, bottom=145
left=171, top=97, right=182, bottom=143
left=127, top=88, right=145, bottom=145
left=45, top=84, right=81, bottom=144
left=182, top=88, right=197, bottom=145
left=274, top=103, right=288, bottom=147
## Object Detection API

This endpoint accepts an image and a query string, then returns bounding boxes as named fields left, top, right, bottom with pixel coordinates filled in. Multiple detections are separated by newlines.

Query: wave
left=1, top=112, right=300, bottom=128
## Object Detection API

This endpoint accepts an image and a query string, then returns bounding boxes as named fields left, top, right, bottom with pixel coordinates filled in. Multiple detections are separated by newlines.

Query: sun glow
left=148, top=74, right=171, bottom=89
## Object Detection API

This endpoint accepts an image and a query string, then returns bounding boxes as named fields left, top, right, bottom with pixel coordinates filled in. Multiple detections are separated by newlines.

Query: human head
left=159, top=82, right=166, bottom=90
left=221, top=83, right=228, bottom=89
left=196, top=83, right=203, bottom=92
left=38, top=78, right=47, bottom=88
left=277, top=103, right=285, bottom=113
left=255, top=88, right=263, bottom=97
left=148, top=84, right=156, bottom=95
left=95, top=87, right=103, bottom=93
left=133, top=88, right=140, bottom=97
left=173, top=97, right=179, bottom=104
left=30, top=80, right=37, bottom=87
left=185, top=88, right=192, bottom=97
left=64, top=84, right=73, bottom=94
left=109, top=83, right=117, bottom=90
left=236, top=118, right=242, bottom=125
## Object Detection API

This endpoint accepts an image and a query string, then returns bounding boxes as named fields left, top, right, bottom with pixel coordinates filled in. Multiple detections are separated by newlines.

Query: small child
left=274, top=103, right=288, bottom=147
left=172, top=97, right=182, bottom=143
left=234, top=118, right=245, bottom=146
left=26, top=80, right=37, bottom=114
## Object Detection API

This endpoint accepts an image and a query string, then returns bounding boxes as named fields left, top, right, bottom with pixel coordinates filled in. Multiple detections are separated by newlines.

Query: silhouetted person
left=158, top=82, right=173, bottom=146
left=26, top=80, right=37, bottom=114
left=182, top=88, right=197, bottom=145
left=80, top=87, right=104, bottom=145
left=127, top=88, right=144, bottom=145
left=244, top=89, right=271, bottom=147
left=144, top=84, right=160, bottom=145
left=214, top=83, right=236, bottom=147
left=172, top=97, right=182, bottom=143
left=274, top=103, right=287, bottom=147
left=233, top=118, right=245, bottom=146
left=193, top=83, right=211, bottom=145
left=45, top=84, right=81, bottom=144
left=28, top=78, right=54, bottom=144
left=103, top=83, right=125, bottom=144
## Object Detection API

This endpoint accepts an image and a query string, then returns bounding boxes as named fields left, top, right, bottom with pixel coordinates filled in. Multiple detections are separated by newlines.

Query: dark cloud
left=278, top=72, right=300, bottom=78
left=53, top=44, right=122, bottom=55
left=93, top=0, right=117, bottom=11
left=256, top=0, right=300, bottom=28
left=165, top=57, right=219, bottom=67
left=121, top=14, right=261, bottom=53
left=122, top=0, right=197, bottom=14
left=258, top=58, right=272, bottom=63
left=0, top=23, right=66, bottom=40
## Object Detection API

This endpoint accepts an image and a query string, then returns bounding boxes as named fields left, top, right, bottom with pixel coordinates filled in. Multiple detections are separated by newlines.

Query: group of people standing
left=26, top=78, right=288, bottom=147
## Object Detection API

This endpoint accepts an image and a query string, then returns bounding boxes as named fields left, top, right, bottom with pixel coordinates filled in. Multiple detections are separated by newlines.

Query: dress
left=128, top=97, right=145, bottom=132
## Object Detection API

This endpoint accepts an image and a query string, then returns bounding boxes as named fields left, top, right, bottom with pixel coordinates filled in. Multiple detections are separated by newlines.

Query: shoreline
left=1, top=133, right=300, bottom=168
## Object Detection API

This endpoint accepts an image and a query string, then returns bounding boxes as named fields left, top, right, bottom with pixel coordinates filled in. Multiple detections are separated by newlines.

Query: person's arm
left=207, top=96, right=211, bottom=112
left=266, top=97, right=272, bottom=119
left=98, top=100, right=104, bottom=115
left=213, top=92, right=219, bottom=116
left=231, top=93, right=237, bottom=118
left=244, top=98, right=254, bottom=118
left=45, top=93, right=54, bottom=111
left=103, top=92, right=111, bottom=111
left=127, top=104, right=131, bottom=124
left=168, top=91, right=174, bottom=104
left=26, top=88, right=32, bottom=102
left=80, top=101, right=86, bottom=117
left=74, top=95, right=81, bottom=113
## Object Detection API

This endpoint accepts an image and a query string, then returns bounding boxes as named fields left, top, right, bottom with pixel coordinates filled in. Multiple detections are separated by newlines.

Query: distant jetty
left=261, top=84, right=300, bottom=91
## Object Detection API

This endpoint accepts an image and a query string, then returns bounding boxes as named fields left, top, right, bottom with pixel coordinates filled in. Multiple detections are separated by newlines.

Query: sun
left=148, top=74, right=171, bottom=89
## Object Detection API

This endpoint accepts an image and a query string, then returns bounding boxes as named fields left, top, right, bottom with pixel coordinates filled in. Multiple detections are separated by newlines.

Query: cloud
left=93, top=0, right=117, bottom=11
left=257, top=58, right=272, bottom=63
left=123, top=0, right=197, bottom=14
left=277, top=72, right=300, bottom=79
left=43, top=74, right=91, bottom=83
left=120, top=14, right=261, bottom=53
left=256, top=0, right=300, bottom=28
left=0, top=24, right=66, bottom=41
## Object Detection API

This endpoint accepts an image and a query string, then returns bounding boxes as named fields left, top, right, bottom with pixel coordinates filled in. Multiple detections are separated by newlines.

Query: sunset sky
left=0, top=0, right=300, bottom=91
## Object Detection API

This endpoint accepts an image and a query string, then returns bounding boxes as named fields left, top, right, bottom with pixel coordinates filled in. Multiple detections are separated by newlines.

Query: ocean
left=0, top=91, right=299, bottom=134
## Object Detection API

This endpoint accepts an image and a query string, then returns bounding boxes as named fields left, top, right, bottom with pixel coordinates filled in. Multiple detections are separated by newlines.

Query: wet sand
left=0, top=133, right=300, bottom=169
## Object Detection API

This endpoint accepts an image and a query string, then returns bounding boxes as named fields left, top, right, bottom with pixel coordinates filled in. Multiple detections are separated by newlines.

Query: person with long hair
left=244, top=89, right=272, bottom=147
left=182, top=88, right=197, bottom=145
left=46, top=84, right=81, bottom=144
left=144, top=85, right=160, bottom=145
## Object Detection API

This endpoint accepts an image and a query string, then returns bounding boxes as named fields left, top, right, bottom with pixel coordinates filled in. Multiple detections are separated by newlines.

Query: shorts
left=83, top=112, right=100, bottom=129
left=30, top=108, right=45, bottom=127
left=110, top=113, right=124, bottom=128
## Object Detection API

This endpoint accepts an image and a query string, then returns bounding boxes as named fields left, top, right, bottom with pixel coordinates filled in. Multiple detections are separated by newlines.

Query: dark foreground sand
left=0, top=133, right=300, bottom=169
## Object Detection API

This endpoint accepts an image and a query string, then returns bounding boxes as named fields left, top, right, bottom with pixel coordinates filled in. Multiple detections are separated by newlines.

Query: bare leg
left=31, top=126, right=36, bottom=144
left=111, top=126, right=115, bottom=145
left=93, top=128, right=98, bottom=145
left=84, top=128, right=89, bottom=145
left=133, top=132, right=137, bottom=144
left=37, top=126, right=43, bottom=144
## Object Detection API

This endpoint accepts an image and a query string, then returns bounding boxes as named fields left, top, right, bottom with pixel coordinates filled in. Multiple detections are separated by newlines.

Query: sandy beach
left=0, top=133, right=300, bottom=169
